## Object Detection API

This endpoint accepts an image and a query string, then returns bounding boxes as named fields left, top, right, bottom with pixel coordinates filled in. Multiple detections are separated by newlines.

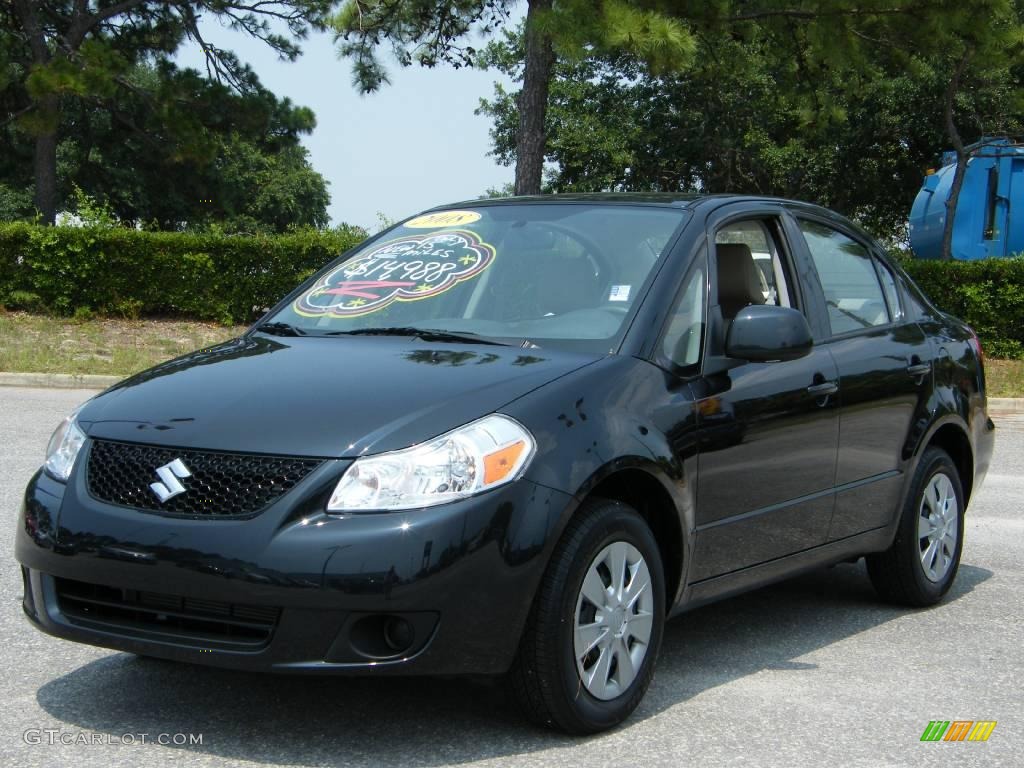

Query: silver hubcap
left=918, top=472, right=959, bottom=582
left=573, top=541, right=655, bottom=701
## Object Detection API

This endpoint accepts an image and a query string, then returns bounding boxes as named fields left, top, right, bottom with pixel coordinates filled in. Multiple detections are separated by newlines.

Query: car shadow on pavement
left=35, top=561, right=992, bottom=765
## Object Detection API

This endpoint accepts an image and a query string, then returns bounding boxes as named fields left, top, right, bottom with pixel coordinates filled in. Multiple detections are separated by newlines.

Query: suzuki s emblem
left=149, top=458, right=191, bottom=503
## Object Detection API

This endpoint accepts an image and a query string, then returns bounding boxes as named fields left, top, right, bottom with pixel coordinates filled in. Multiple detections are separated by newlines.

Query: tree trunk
left=514, top=0, right=556, bottom=195
left=940, top=151, right=969, bottom=262
left=12, top=0, right=59, bottom=224
left=939, top=49, right=972, bottom=261
left=33, top=96, right=59, bottom=225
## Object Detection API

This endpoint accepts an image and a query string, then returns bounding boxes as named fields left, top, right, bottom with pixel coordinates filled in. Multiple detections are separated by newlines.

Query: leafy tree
left=0, top=61, right=330, bottom=232
left=0, top=182, right=35, bottom=221
left=334, top=0, right=1023, bottom=207
left=2, top=1, right=332, bottom=223
left=32, top=62, right=331, bottom=231
left=209, top=140, right=330, bottom=233
left=331, top=0, right=693, bottom=194
left=478, top=11, right=1024, bottom=244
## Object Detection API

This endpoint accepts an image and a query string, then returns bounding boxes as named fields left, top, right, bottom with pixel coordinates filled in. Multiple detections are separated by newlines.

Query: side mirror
left=725, top=305, right=813, bottom=362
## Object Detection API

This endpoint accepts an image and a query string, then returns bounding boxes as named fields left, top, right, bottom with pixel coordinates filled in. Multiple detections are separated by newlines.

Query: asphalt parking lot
left=0, top=385, right=1020, bottom=767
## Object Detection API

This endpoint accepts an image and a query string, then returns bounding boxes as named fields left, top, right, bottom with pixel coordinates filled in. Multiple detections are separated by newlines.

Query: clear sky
left=176, top=21, right=516, bottom=231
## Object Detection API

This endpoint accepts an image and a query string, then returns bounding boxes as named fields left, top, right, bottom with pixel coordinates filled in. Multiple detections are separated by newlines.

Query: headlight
left=44, top=413, right=86, bottom=482
left=327, top=414, right=535, bottom=512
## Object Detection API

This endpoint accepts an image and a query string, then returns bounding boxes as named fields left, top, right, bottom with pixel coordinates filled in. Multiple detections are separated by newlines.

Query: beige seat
left=717, top=243, right=766, bottom=320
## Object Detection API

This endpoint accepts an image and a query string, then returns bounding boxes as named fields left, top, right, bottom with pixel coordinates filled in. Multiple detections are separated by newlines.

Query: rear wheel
left=867, top=447, right=965, bottom=606
left=509, top=498, right=665, bottom=734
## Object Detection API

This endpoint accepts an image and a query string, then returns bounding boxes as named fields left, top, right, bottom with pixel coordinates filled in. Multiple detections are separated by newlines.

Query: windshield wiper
left=253, top=321, right=307, bottom=337
left=324, top=326, right=512, bottom=346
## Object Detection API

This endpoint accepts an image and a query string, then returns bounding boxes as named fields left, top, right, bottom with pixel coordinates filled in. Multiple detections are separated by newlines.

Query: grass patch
left=985, top=358, right=1024, bottom=399
left=0, top=311, right=244, bottom=377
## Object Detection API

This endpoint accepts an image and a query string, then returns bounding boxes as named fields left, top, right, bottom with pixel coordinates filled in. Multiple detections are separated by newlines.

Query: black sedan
left=16, top=194, right=994, bottom=734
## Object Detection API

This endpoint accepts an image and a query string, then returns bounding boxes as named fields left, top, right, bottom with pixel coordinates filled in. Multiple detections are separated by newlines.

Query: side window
left=662, top=260, right=707, bottom=370
left=874, top=258, right=904, bottom=323
left=798, top=220, right=889, bottom=335
left=715, top=219, right=794, bottom=308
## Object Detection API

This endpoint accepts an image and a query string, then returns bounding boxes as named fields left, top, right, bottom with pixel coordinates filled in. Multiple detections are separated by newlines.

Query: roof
left=429, top=191, right=838, bottom=213
left=423, top=192, right=878, bottom=245
left=431, top=192, right=710, bottom=210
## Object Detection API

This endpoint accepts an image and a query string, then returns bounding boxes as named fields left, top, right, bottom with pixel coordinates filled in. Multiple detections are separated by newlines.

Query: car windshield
left=263, top=203, right=687, bottom=353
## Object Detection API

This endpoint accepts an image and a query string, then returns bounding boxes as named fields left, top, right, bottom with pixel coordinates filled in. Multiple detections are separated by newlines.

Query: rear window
left=798, top=220, right=890, bottom=335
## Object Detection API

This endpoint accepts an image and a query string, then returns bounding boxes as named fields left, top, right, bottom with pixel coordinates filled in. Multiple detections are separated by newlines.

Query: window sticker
left=609, top=285, right=631, bottom=302
left=293, top=230, right=496, bottom=319
left=404, top=210, right=482, bottom=229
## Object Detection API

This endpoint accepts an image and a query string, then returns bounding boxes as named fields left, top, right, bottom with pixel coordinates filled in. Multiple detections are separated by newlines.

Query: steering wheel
left=540, top=222, right=607, bottom=268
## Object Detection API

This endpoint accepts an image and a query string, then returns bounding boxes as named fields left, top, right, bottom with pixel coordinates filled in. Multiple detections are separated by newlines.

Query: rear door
left=687, top=207, right=840, bottom=581
left=787, top=213, right=933, bottom=539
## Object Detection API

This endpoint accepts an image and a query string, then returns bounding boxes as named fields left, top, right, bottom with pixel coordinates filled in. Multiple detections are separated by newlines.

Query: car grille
left=55, top=577, right=280, bottom=650
left=86, top=439, right=322, bottom=518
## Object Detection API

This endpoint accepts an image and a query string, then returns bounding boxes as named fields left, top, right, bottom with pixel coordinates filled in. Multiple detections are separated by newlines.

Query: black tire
left=867, top=447, right=965, bottom=607
left=508, top=498, right=665, bottom=734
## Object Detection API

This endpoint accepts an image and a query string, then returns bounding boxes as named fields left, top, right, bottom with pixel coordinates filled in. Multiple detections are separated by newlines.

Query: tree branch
left=943, top=46, right=973, bottom=153
left=0, top=103, right=37, bottom=130
left=177, top=5, right=251, bottom=91
left=726, top=6, right=922, bottom=22
left=68, top=0, right=156, bottom=46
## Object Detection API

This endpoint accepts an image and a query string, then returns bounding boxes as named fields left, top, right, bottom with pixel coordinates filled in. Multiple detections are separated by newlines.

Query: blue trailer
left=909, top=137, right=1024, bottom=260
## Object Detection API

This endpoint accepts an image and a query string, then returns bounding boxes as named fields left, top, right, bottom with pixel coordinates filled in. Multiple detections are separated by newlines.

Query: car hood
left=77, top=335, right=598, bottom=458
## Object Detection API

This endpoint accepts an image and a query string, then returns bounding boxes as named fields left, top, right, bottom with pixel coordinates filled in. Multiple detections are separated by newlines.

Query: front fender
left=503, top=356, right=699, bottom=605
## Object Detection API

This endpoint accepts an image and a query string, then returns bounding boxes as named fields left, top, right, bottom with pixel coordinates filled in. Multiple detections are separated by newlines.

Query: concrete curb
left=0, top=372, right=121, bottom=390
left=989, top=398, right=1024, bottom=414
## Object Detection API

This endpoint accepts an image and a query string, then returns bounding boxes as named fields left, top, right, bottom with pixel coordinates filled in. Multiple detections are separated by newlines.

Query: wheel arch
left=574, top=463, right=688, bottom=612
left=923, top=421, right=975, bottom=506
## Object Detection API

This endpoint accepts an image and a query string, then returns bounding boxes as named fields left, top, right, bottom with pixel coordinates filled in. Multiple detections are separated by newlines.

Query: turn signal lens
left=483, top=440, right=528, bottom=485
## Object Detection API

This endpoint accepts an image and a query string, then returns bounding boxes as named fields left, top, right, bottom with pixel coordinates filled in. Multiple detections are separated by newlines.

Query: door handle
left=906, top=362, right=932, bottom=377
left=807, top=381, right=839, bottom=397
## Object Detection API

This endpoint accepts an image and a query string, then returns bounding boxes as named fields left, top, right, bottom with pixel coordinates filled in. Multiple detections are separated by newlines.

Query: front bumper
left=15, top=453, right=571, bottom=676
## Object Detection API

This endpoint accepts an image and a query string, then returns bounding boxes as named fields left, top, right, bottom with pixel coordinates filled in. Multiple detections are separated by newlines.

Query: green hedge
left=902, top=257, right=1024, bottom=359
left=1, top=223, right=1020, bottom=357
left=0, top=223, right=366, bottom=324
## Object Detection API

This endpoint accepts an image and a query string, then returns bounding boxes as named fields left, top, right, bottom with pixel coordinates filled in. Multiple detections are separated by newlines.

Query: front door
left=690, top=215, right=840, bottom=582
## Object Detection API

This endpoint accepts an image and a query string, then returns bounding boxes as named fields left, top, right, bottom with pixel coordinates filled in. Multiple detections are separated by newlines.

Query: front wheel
left=509, top=499, right=665, bottom=734
left=867, top=447, right=965, bottom=607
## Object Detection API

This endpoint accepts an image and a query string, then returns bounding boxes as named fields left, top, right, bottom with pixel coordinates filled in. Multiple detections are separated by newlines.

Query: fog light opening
left=383, top=616, right=415, bottom=654
left=328, top=612, right=439, bottom=664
